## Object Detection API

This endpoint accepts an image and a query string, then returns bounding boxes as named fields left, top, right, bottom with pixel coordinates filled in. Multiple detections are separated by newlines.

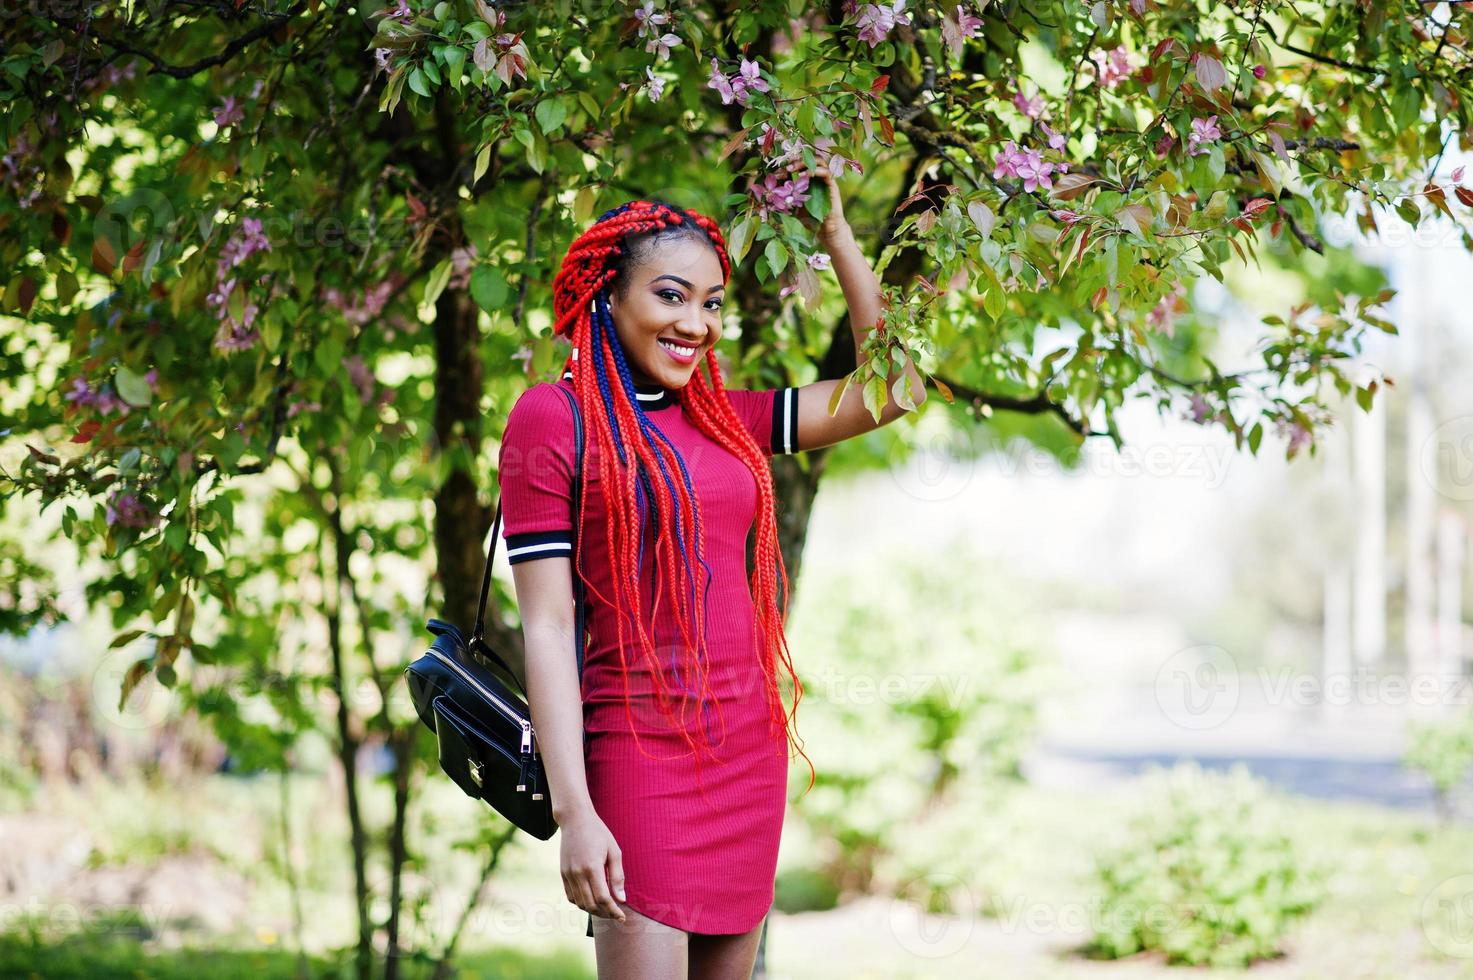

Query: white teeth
left=659, top=341, right=695, bottom=356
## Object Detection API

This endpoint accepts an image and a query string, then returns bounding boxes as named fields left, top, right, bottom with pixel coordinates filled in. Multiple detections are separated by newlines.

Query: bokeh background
left=8, top=2, right=1473, bottom=978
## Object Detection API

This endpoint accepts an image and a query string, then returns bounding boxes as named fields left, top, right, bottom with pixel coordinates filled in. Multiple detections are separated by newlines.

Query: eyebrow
left=651, top=274, right=724, bottom=295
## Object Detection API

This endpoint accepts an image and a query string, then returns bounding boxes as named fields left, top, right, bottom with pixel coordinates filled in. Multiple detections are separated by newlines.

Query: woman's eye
left=659, top=289, right=722, bottom=310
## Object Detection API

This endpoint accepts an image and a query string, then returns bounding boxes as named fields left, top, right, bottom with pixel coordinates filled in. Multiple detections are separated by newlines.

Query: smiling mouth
left=658, top=339, right=701, bottom=362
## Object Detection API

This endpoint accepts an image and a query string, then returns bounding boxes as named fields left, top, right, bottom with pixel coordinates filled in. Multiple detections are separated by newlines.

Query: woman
left=497, top=167, right=925, bottom=979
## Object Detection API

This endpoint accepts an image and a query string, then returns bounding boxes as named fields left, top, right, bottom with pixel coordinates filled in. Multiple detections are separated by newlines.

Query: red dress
left=497, top=371, right=803, bottom=936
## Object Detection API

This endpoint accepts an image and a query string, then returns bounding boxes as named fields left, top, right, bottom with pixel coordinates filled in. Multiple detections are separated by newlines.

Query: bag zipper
left=423, top=647, right=540, bottom=793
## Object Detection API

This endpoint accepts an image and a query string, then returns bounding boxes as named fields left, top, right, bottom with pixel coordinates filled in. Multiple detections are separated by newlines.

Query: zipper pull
left=516, top=718, right=533, bottom=792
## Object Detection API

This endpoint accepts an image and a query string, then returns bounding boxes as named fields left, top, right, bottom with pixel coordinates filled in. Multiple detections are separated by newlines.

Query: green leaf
left=408, top=67, right=430, bottom=98
left=1248, top=421, right=1263, bottom=454
left=473, top=143, right=491, bottom=184
left=727, top=215, right=755, bottom=264
left=423, top=257, right=453, bottom=310
left=862, top=374, right=886, bottom=421
left=536, top=97, right=568, bottom=135
left=470, top=266, right=508, bottom=312
left=442, top=45, right=465, bottom=80
left=828, top=373, right=853, bottom=415
left=114, top=365, right=152, bottom=407
left=764, top=237, right=788, bottom=276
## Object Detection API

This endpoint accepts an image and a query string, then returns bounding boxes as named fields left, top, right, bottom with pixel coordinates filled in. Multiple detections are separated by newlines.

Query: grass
left=0, top=928, right=592, bottom=980
left=7, top=771, right=1473, bottom=978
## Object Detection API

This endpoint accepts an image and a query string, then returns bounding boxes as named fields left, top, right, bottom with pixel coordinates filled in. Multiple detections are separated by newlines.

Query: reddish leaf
left=870, top=74, right=890, bottom=95
left=718, top=124, right=754, bottom=163
left=1242, top=197, right=1274, bottom=219
left=17, top=276, right=37, bottom=316
left=27, top=444, right=60, bottom=465
left=72, top=419, right=101, bottom=444
left=1151, top=37, right=1178, bottom=62
left=51, top=212, right=71, bottom=247
left=877, top=111, right=894, bottom=145
left=1455, top=187, right=1473, bottom=208
left=92, top=237, right=116, bottom=276
left=1049, top=173, right=1096, bottom=201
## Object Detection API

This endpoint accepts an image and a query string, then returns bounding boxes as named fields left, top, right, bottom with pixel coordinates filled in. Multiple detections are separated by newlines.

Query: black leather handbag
left=403, top=384, right=587, bottom=840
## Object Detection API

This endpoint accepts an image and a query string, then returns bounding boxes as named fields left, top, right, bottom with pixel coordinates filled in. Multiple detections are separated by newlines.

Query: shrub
left=1402, top=712, right=1473, bottom=823
left=784, top=539, right=1047, bottom=904
left=1087, top=761, right=1327, bottom=969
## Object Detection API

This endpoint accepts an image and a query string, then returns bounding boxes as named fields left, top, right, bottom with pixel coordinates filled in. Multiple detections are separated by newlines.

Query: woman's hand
left=811, top=164, right=853, bottom=247
left=560, top=809, right=628, bottom=923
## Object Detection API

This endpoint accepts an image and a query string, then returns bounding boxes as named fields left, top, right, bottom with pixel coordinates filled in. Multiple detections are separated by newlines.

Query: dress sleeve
left=725, top=385, right=802, bottom=457
left=497, top=383, right=578, bottom=565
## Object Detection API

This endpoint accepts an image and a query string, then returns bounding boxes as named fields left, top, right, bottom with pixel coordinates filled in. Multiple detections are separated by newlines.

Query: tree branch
left=95, top=3, right=303, bottom=79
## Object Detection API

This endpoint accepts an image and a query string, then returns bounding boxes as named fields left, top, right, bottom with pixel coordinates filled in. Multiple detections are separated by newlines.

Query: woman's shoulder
left=503, top=379, right=581, bottom=452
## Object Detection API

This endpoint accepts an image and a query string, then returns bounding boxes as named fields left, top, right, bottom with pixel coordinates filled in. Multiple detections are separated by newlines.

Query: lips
left=658, top=339, right=699, bottom=364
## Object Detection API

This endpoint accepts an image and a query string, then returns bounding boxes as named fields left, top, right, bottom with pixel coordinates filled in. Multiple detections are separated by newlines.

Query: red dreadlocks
left=549, top=199, right=815, bottom=795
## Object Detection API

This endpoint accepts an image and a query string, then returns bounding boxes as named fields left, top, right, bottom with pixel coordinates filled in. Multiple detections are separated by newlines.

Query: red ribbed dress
left=497, top=370, right=802, bottom=937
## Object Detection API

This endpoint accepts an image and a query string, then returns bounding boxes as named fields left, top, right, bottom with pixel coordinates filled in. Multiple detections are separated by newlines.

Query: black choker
left=562, top=371, right=677, bottom=410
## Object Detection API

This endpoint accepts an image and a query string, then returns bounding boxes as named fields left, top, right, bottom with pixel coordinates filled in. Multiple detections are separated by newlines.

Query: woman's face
left=608, top=236, right=725, bottom=389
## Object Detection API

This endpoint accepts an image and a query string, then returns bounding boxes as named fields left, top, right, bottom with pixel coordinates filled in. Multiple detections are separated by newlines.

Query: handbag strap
left=471, top=383, right=588, bottom=688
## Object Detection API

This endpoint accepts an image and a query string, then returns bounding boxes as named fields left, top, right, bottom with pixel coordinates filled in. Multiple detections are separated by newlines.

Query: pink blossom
left=105, top=490, right=157, bottom=529
left=374, top=48, right=393, bottom=72
left=732, top=58, right=769, bottom=105
left=1185, top=393, right=1212, bottom=425
left=1275, top=417, right=1313, bottom=455
left=213, top=318, right=260, bottom=352
left=212, top=97, right=244, bottom=129
left=322, top=277, right=398, bottom=327
left=993, top=140, right=1027, bottom=180
left=633, top=1, right=669, bottom=39
left=216, top=216, right=272, bottom=277
left=1039, top=120, right=1066, bottom=152
left=1147, top=282, right=1186, bottom=336
left=1187, top=114, right=1222, bottom=156
left=809, top=252, right=832, bottom=270
left=1012, top=87, right=1044, bottom=120
left=955, top=5, right=983, bottom=37
left=707, top=58, right=736, bottom=104
left=206, top=276, right=237, bottom=311
left=995, top=141, right=1053, bottom=191
left=63, top=377, right=93, bottom=404
left=644, top=66, right=667, bottom=102
left=1090, top=46, right=1135, bottom=89
left=345, top=354, right=377, bottom=404
left=856, top=1, right=911, bottom=47
left=645, top=31, right=682, bottom=61
left=748, top=172, right=811, bottom=220
left=1014, top=148, right=1055, bottom=192
left=386, top=0, right=412, bottom=23
left=1252, top=64, right=1266, bottom=79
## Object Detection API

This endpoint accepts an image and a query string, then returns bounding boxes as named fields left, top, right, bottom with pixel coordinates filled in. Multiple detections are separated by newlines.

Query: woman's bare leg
left=687, top=914, right=765, bottom=980
left=592, top=898, right=688, bottom=980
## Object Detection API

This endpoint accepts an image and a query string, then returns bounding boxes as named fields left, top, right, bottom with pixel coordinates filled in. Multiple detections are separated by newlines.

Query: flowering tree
left=4, top=0, right=1472, bottom=970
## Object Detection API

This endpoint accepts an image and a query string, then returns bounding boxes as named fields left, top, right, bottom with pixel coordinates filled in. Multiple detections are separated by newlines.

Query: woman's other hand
left=560, top=809, right=628, bottom=922
left=812, top=164, right=852, bottom=247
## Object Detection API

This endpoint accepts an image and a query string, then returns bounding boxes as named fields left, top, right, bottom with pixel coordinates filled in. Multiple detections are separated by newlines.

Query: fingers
left=565, top=863, right=626, bottom=921
left=584, top=862, right=625, bottom=922
left=609, top=848, right=627, bottom=905
left=564, top=867, right=596, bottom=919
